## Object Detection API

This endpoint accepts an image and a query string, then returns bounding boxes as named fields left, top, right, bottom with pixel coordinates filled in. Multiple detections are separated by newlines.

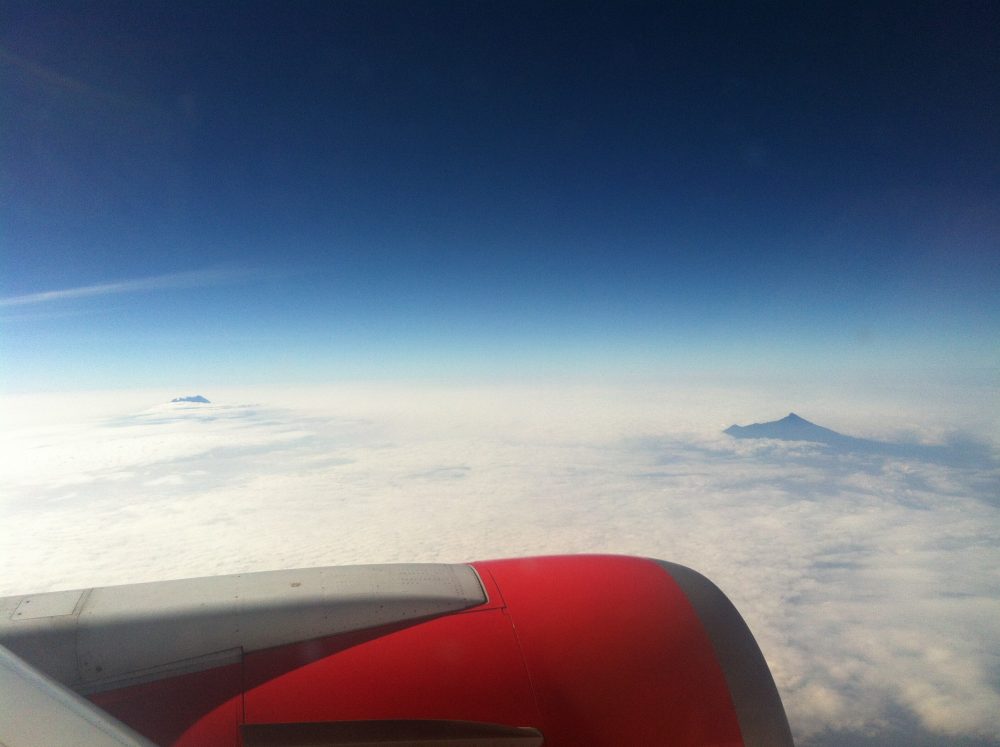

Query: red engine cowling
left=83, top=555, right=791, bottom=746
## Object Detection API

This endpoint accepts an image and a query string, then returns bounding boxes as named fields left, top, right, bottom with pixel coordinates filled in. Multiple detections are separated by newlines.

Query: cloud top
left=0, top=385, right=997, bottom=745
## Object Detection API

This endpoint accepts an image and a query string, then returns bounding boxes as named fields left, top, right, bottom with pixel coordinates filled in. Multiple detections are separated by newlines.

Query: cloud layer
left=1, top=384, right=998, bottom=745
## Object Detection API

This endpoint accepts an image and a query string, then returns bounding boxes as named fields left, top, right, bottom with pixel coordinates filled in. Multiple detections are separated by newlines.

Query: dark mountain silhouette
left=725, top=413, right=995, bottom=468
left=171, top=395, right=210, bottom=404
left=725, top=413, right=861, bottom=447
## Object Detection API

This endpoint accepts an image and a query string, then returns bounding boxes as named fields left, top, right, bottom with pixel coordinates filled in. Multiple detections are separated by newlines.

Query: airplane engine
left=0, top=555, right=792, bottom=746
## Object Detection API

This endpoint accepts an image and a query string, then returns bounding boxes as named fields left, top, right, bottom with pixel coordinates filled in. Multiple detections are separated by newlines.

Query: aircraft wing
left=0, top=555, right=793, bottom=746
left=0, top=642, right=154, bottom=746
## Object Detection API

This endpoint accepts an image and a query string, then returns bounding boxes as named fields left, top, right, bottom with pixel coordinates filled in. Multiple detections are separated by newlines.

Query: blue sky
left=2, top=2, right=998, bottom=391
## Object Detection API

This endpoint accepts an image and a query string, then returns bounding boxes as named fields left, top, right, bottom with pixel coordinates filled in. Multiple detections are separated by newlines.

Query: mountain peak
left=725, top=412, right=850, bottom=446
left=171, top=395, right=210, bottom=404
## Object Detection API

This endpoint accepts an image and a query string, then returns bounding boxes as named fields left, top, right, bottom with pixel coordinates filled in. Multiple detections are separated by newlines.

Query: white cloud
left=0, top=267, right=250, bottom=307
left=0, top=383, right=998, bottom=745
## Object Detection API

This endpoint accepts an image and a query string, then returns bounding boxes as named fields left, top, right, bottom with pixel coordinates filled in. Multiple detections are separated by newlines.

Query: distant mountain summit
left=725, top=413, right=995, bottom=468
left=171, top=395, right=210, bottom=404
left=725, top=413, right=856, bottom=447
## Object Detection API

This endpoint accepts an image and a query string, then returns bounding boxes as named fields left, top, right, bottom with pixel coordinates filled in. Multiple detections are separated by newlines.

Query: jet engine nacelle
left=0, top=555, right=792, bottom=746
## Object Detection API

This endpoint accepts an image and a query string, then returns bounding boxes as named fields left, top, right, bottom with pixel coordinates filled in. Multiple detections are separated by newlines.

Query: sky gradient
left=2, top=2, right=998, bottom=390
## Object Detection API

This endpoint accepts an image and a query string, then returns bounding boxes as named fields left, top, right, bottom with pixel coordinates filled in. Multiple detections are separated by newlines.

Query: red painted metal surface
left=477, top=555, right=744, bottom=746
left=87, top=556, right=746, bottom=746
left=243, top=609, right=538, bottom=726
left=89, top=663, right=242, bottom=746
